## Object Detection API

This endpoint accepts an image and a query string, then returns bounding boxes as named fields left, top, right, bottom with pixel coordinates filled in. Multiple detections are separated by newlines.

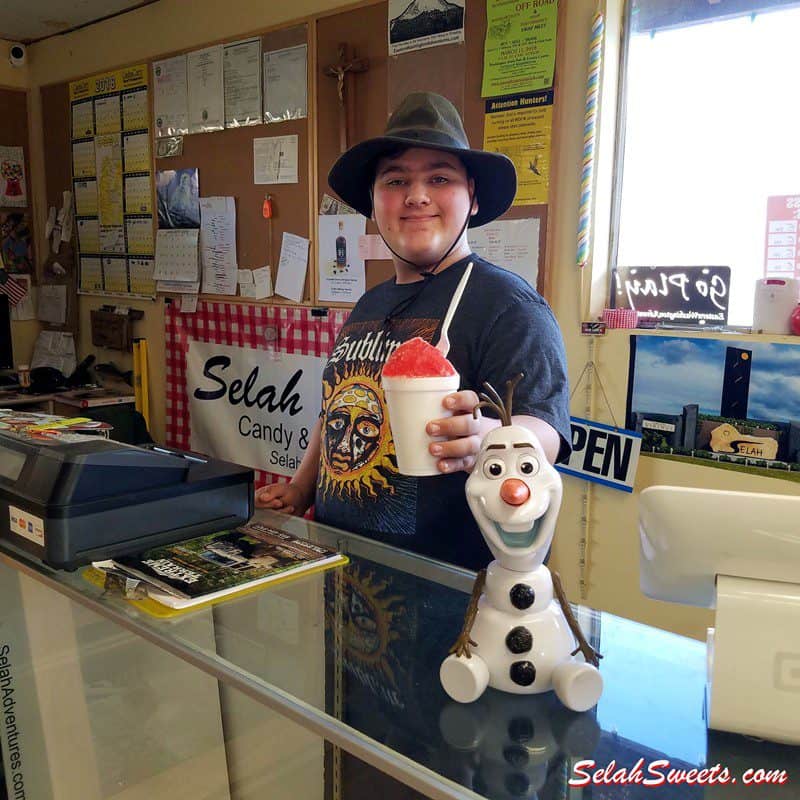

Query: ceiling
left=0, top=0, right=159, bottom=44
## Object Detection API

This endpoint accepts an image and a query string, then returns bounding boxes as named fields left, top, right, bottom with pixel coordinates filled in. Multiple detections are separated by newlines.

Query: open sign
left=556, top=417, right=642, bottom=492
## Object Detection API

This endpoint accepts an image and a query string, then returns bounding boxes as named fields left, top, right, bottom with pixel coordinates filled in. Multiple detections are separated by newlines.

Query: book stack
left=92, top=521, right=346, bottom=610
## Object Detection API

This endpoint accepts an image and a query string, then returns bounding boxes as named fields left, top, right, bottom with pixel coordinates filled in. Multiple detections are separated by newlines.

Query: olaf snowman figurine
left=440, top=375, right=603, bottom=712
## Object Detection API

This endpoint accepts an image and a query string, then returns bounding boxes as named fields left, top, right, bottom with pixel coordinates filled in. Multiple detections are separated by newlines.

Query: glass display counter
left=0, top=510, right=797, bottom=800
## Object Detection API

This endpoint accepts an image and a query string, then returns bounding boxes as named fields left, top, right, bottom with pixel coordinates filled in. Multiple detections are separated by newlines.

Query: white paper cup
left=382, top=373, right=460, bottom=476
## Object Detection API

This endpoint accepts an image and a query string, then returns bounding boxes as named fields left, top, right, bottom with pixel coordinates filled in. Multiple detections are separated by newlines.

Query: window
left=612, top=0, right=800, bottom=326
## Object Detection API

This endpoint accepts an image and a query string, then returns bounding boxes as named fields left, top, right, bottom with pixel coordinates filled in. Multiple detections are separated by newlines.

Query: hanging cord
left=570, top=338, right=605, bottom=602
left=569, top=358, right=620, bottom=430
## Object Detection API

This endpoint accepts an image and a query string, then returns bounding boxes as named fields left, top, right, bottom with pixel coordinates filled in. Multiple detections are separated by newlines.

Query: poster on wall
left=187, top=341, right=326, bottom=477
left=483, top=91, right=552, bottom=205
left=481, top=0, right=557, bottom=97
left=0, top=145, right=27, bottom=207
left=156, top=168, right=200, bottom=229
left=1, top=212, right=34, bottom=273
left=627, top=335, right=800, bottom=484
left=317, top=214, right=366, bottom=303
left=70, top=64, right=156, bottom=297
left=764, top=195, right=800, bottom=280
left=468, top=217, right=540, bottom=288
left=388, top=0, right=464, bottom=56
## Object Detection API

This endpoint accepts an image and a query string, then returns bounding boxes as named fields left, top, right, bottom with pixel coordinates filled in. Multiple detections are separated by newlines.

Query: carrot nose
left=500, top=478, right=530, bottom=506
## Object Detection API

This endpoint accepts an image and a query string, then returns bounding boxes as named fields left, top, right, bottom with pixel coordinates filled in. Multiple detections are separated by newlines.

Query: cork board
left=316, top=0, right=552, bottom=296
left=37, top=0, right=561, bottom=312
left=155, top=24, right=312, bottom=303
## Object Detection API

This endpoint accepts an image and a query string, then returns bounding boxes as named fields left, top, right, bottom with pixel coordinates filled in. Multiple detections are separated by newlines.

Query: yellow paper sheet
left=77, top=218, right=100, bottom=253
left=123, top=88, right=149, bottom=130
left=80, top=256, right=103, bottom=291
left=123, top=132, right=150, bottom=172
left=74, top=180, right=98, bottom=216
left=129, top=257, right=156, bottom=295
left=125, top=218, right=154, bottom=255
left=72, top=100, right=94, bottom=139
left=102, top=256, right=129, bottom=293
left=72, top=141, right=96, bottom=178
left=124, top=175, right=152, bottom=215
left=483, top=91, right=553, bottom=205
left=95, top=134, right=124, bottom=225
left=482, top=0, right=558, bottom=98
left=94, top=96, right=121, bottom=135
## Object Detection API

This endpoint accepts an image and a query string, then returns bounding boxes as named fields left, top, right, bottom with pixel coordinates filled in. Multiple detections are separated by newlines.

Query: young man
left=256, top=92, right=570, bottom=571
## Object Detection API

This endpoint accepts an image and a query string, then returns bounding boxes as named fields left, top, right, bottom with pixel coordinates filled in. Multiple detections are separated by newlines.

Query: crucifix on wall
left=324, top=43, right=369, bottom=153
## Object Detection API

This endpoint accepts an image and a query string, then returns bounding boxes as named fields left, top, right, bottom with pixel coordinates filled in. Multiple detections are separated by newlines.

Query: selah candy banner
left=166, top=301, right=347, bottom=483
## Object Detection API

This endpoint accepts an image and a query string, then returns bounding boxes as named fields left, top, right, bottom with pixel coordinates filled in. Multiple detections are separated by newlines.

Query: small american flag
left=0, top=274, right=28, bottom=306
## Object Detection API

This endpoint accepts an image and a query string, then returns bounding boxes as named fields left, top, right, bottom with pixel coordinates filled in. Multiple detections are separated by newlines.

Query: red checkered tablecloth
left=165, top=300, right=348, bottom=488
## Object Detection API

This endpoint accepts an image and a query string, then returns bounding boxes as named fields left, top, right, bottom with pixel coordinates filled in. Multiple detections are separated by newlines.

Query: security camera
left=9, top=43, right=26, bottom=68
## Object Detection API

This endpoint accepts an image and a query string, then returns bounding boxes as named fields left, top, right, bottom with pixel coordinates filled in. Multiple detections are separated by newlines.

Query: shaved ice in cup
left=382, top=337, right=460, bottom=476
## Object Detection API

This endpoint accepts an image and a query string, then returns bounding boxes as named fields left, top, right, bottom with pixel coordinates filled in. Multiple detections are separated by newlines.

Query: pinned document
left=275, top=232, right=309, bottom=302
left=153, top=229, right=199, bottom=282
left=200, top=197, right=237, bottom=295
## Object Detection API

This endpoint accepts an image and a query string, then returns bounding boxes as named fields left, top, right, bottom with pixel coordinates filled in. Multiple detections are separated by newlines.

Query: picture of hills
left=389, top=0, right=464, bottom=45
left=628, top=336, right=800, bottom=423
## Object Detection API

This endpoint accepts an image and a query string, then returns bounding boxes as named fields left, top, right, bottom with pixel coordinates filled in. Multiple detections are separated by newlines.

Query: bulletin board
left=152, top=24, right=312, bottom=302
left=315, top=0, right=557, bottom=299
left=39, top=0, right=563, bottom=311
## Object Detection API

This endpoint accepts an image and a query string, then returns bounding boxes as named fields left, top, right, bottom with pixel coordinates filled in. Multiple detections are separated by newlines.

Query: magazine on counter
left=93, top=521, right=346, bottom=609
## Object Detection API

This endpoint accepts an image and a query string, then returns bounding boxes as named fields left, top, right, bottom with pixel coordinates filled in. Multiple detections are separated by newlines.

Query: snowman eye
left=483, top=458, right=505, bottom=479
left=518, top=455, right=540, bottom=476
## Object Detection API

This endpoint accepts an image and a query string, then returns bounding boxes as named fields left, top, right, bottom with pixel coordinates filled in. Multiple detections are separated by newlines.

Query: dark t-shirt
left=314, top=254, right=570, bottom=571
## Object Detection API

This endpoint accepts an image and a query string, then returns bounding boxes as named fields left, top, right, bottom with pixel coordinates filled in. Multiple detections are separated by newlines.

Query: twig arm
left=552, top=570, right=602, bottom=668
left=448, top=569, right=487, bottom=659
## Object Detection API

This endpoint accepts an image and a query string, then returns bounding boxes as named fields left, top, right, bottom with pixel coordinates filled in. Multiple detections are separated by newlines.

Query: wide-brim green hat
left=328, top=92, right=517, bottom=228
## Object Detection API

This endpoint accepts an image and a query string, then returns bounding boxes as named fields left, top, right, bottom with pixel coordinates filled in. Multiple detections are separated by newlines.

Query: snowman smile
left=493, top=517, right=541, bottom=548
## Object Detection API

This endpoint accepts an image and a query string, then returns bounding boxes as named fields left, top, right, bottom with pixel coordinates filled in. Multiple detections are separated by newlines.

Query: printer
left=0, top=428, right=253, bottom=570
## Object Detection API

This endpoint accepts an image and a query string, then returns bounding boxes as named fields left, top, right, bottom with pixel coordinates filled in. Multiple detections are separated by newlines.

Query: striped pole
left=576, top=7, right=604, bottom=269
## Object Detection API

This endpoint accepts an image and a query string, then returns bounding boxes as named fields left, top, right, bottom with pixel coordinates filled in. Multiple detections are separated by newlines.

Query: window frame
left=605, top=0, right=798, bottom=331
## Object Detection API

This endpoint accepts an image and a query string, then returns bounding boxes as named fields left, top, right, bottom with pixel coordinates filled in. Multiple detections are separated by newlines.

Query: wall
left=0, top=38, right=29, bottom=88
left=9, top=318, right=39, bottom=366
left=1, top=42, right=39, bottom=365
left=22, top=0, right=796, bottom=641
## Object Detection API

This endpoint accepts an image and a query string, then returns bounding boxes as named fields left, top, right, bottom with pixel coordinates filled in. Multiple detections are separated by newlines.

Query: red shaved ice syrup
left=382, top=337, right=456, bottom=378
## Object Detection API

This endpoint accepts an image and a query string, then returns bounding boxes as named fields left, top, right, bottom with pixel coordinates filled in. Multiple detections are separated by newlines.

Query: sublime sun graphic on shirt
left=319, top=361, right=395, bottom=500
left=317, top=317, right=438, bottom=535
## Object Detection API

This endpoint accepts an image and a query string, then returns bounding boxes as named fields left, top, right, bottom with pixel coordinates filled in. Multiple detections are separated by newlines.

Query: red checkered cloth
left=601, top=308, right=639, bottom=329
left=0, top=274, right=28, bottom=306
left=164, top=300, right=348, bottom=489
